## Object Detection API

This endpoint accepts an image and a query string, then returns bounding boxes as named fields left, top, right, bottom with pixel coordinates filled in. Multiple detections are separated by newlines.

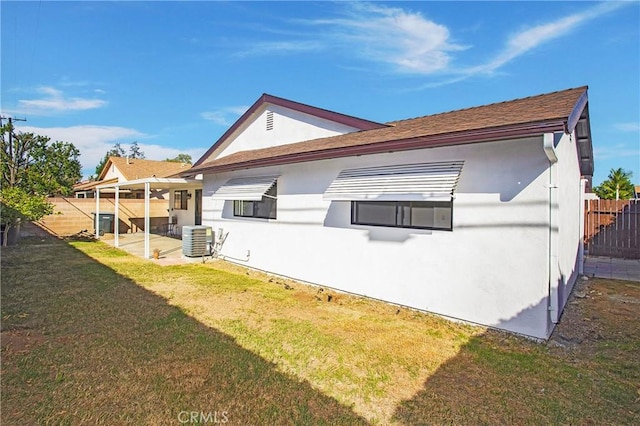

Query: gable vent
left=266, top=111, right=274, bottom=131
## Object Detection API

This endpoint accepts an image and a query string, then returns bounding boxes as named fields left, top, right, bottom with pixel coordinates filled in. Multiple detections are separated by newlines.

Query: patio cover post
left=114, top=185, right=120, bottom=248
left=144, top=181, right=150, bottom=259
left=95, top=188, right=100, bottom=238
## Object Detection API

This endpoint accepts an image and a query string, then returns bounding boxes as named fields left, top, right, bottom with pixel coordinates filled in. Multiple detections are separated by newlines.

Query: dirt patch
left=1, top=330, right=47, bottom=354
left=549, top=277, right=640, bottom=352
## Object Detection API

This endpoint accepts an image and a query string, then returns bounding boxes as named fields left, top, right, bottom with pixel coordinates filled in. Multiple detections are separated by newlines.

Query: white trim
left=114, top=186, right=119, bottom=247
left=96, top=176, right=202, bottom=191
left=144, top=182, right=150, bottom=259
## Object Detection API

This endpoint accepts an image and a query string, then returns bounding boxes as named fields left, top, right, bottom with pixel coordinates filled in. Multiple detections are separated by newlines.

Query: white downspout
left=543, top=133, right=560, bottom=324
left=578, top=178, right=587, bottom=275
left=144, top=182, right=150, bottom=259
left=114, top=185, right=120, bottom=248
left=95, top=188, right=100, bottom=238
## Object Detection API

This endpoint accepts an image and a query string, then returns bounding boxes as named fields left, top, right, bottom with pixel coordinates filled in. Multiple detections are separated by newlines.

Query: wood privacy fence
left=584, top=199, right=639, bottom=259
left=35, top=197, right=170, bottom=236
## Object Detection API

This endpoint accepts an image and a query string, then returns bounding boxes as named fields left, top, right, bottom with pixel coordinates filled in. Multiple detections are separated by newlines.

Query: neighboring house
left=635, top=185, right=640, bottom=200
left=181, top=88, right=594, bottom=340
left=74, top=157, right=191, bottom=199
left=73, top=177, right=119, bottom=198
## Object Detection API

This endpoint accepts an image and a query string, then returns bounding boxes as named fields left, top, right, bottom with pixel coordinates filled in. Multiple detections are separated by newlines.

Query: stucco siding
left=555, top=132, right=584, bottom=313
left=214, top=105, right=362, bottom=160
left=202, top=137, right=554, bottom=338
left=169, top=193, right=196, bottom=228
left=102, top=164, right=127, bottom=182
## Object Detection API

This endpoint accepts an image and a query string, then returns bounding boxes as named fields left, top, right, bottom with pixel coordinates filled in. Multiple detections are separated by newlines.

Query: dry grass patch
left=3, top=236, right=639, bottom=425
left=1, top=238, right=368, bottom=425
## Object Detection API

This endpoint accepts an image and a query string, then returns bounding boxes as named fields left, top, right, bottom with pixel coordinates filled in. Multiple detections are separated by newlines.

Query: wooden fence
left=584, top=199, right=639, bottom=259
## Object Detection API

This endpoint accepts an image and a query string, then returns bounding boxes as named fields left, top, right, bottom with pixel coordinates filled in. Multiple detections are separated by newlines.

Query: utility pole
left=1, top=116, right=27, bottom=186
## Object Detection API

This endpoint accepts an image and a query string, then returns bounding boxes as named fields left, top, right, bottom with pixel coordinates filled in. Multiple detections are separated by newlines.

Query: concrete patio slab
left=584, top=256, right=640, bottom=282
left=100, top=233, right=198, bottom=265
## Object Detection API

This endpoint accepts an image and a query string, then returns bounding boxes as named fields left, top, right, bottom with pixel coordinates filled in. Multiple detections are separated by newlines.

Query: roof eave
left=97, top=157, right=115, bottom=181
left=189, top=120, right=566, bottom=175
left=192, top=93, right=387, bottom=168
left=96, top=176, right=202, bottom=191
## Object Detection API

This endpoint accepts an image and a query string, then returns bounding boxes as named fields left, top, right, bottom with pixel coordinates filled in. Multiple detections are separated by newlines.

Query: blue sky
left=2, top=1, right=638, bottom=185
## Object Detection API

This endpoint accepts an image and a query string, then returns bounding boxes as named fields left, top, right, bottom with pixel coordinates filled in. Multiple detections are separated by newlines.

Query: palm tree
left=594, top=168, right=635, bottom=200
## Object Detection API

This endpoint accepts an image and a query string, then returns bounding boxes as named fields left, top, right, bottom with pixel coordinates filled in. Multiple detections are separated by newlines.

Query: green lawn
left=2, top=236, right=639, bottom=425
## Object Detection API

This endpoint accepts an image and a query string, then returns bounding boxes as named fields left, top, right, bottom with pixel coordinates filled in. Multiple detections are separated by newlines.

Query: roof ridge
left=387, top=86, right=588, bottom=125
left=193, top=92, right=388, bottom=167
left=262, top=93, right=388, bottom=128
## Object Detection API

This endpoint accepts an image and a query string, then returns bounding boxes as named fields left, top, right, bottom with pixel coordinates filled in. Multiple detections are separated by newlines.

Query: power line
left=0, top=116, right=27, bottom=127
left=1, top=116, right=27, bottom=186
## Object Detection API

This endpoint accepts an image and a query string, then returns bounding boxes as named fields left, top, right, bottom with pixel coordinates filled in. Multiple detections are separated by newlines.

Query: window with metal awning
left=322, top=161, right=464, bottom=202
left=211, top=175, right=279, bottom=201
left=211, top=175, right=279, bottom=220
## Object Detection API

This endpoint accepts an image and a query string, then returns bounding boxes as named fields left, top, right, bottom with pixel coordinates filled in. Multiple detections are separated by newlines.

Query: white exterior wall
left=202, top=137, right=561, bottom=339
left=213, top=105, right=362, bottom=159
left=169, top=191, right=197, bottom=228
left=553, top=131, right=584, bottom=327
left=102, top=164, right=127, bottom=182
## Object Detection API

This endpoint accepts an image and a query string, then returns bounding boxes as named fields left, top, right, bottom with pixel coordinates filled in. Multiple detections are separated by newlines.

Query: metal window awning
left=323, top=161, right=464, bottom=202
left=211, top=175, right=279, bottom=201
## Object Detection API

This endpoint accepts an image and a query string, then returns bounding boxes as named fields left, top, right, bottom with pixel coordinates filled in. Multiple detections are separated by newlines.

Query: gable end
left=193, top=93, right=387, bottom=167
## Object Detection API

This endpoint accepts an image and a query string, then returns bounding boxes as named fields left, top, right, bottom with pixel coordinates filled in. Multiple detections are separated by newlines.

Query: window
left=351, top=200, right=452, bottom=231
left=173, top=190, right=188, bottom=210
left=233, top=183, right=277, bottom=219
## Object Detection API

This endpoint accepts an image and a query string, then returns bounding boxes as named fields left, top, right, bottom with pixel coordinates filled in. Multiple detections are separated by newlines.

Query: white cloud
left=235, top=40, right=324, bottom=57
left=17, top=86, right=107, bottom=114
left=15, top=124, right=207, bottom=178
left=467, top=2, right=625, bottom=76
left=232, top=1, right=627, bottom=83
left=200, top=111, right=231, bottom=126
left=200, top=106, right=248, bottom=126
left=613, top=122, right=640, bottom=132
left=127, top=144, right=206, bottom=167
left=310, top=2, right=466, bottom=74
left=594, top=143, right=640, bottom=160
left=17, top=125, right=145, bottom=175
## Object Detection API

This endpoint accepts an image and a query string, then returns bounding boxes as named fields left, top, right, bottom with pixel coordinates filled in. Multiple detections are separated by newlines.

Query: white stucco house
left=181, top=88, right=594, bottom=340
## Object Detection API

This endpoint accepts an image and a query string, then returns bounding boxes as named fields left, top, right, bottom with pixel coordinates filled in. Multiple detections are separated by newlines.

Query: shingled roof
left=187, top=86, right=593, bottom=177
left=193, top=93, right=388, bottom=168
left=98, top=157, right=191, bottom=181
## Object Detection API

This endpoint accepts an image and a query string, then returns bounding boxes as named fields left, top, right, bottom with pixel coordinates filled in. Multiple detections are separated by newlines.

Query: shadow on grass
left=392, top=279, right=640, bottom=425
left=1, top=235, right=368, bottom=425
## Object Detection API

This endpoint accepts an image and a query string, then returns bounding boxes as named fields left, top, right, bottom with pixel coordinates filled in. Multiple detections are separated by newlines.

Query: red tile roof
left=188, top=86, right=591, bottom=176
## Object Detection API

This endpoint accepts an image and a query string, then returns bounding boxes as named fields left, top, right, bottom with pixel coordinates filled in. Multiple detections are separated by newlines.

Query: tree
left=594, top=168, right=635, bottom=200
left=129, top=141, right=145, bottom=159
left=110, top=142, right=126, bottom=157
left=1, top=122, right=82, bottom=245
left=165, top=153, right=192, bottom=164
left=93, top=142, right=126, bottom=178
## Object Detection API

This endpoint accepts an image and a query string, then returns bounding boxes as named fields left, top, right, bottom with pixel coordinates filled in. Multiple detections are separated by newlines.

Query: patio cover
left=211, top=175, right=279, bottom=201
left=323, top=161, right=464, bottom=202
left=95, top=177, right=202, bottom=258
